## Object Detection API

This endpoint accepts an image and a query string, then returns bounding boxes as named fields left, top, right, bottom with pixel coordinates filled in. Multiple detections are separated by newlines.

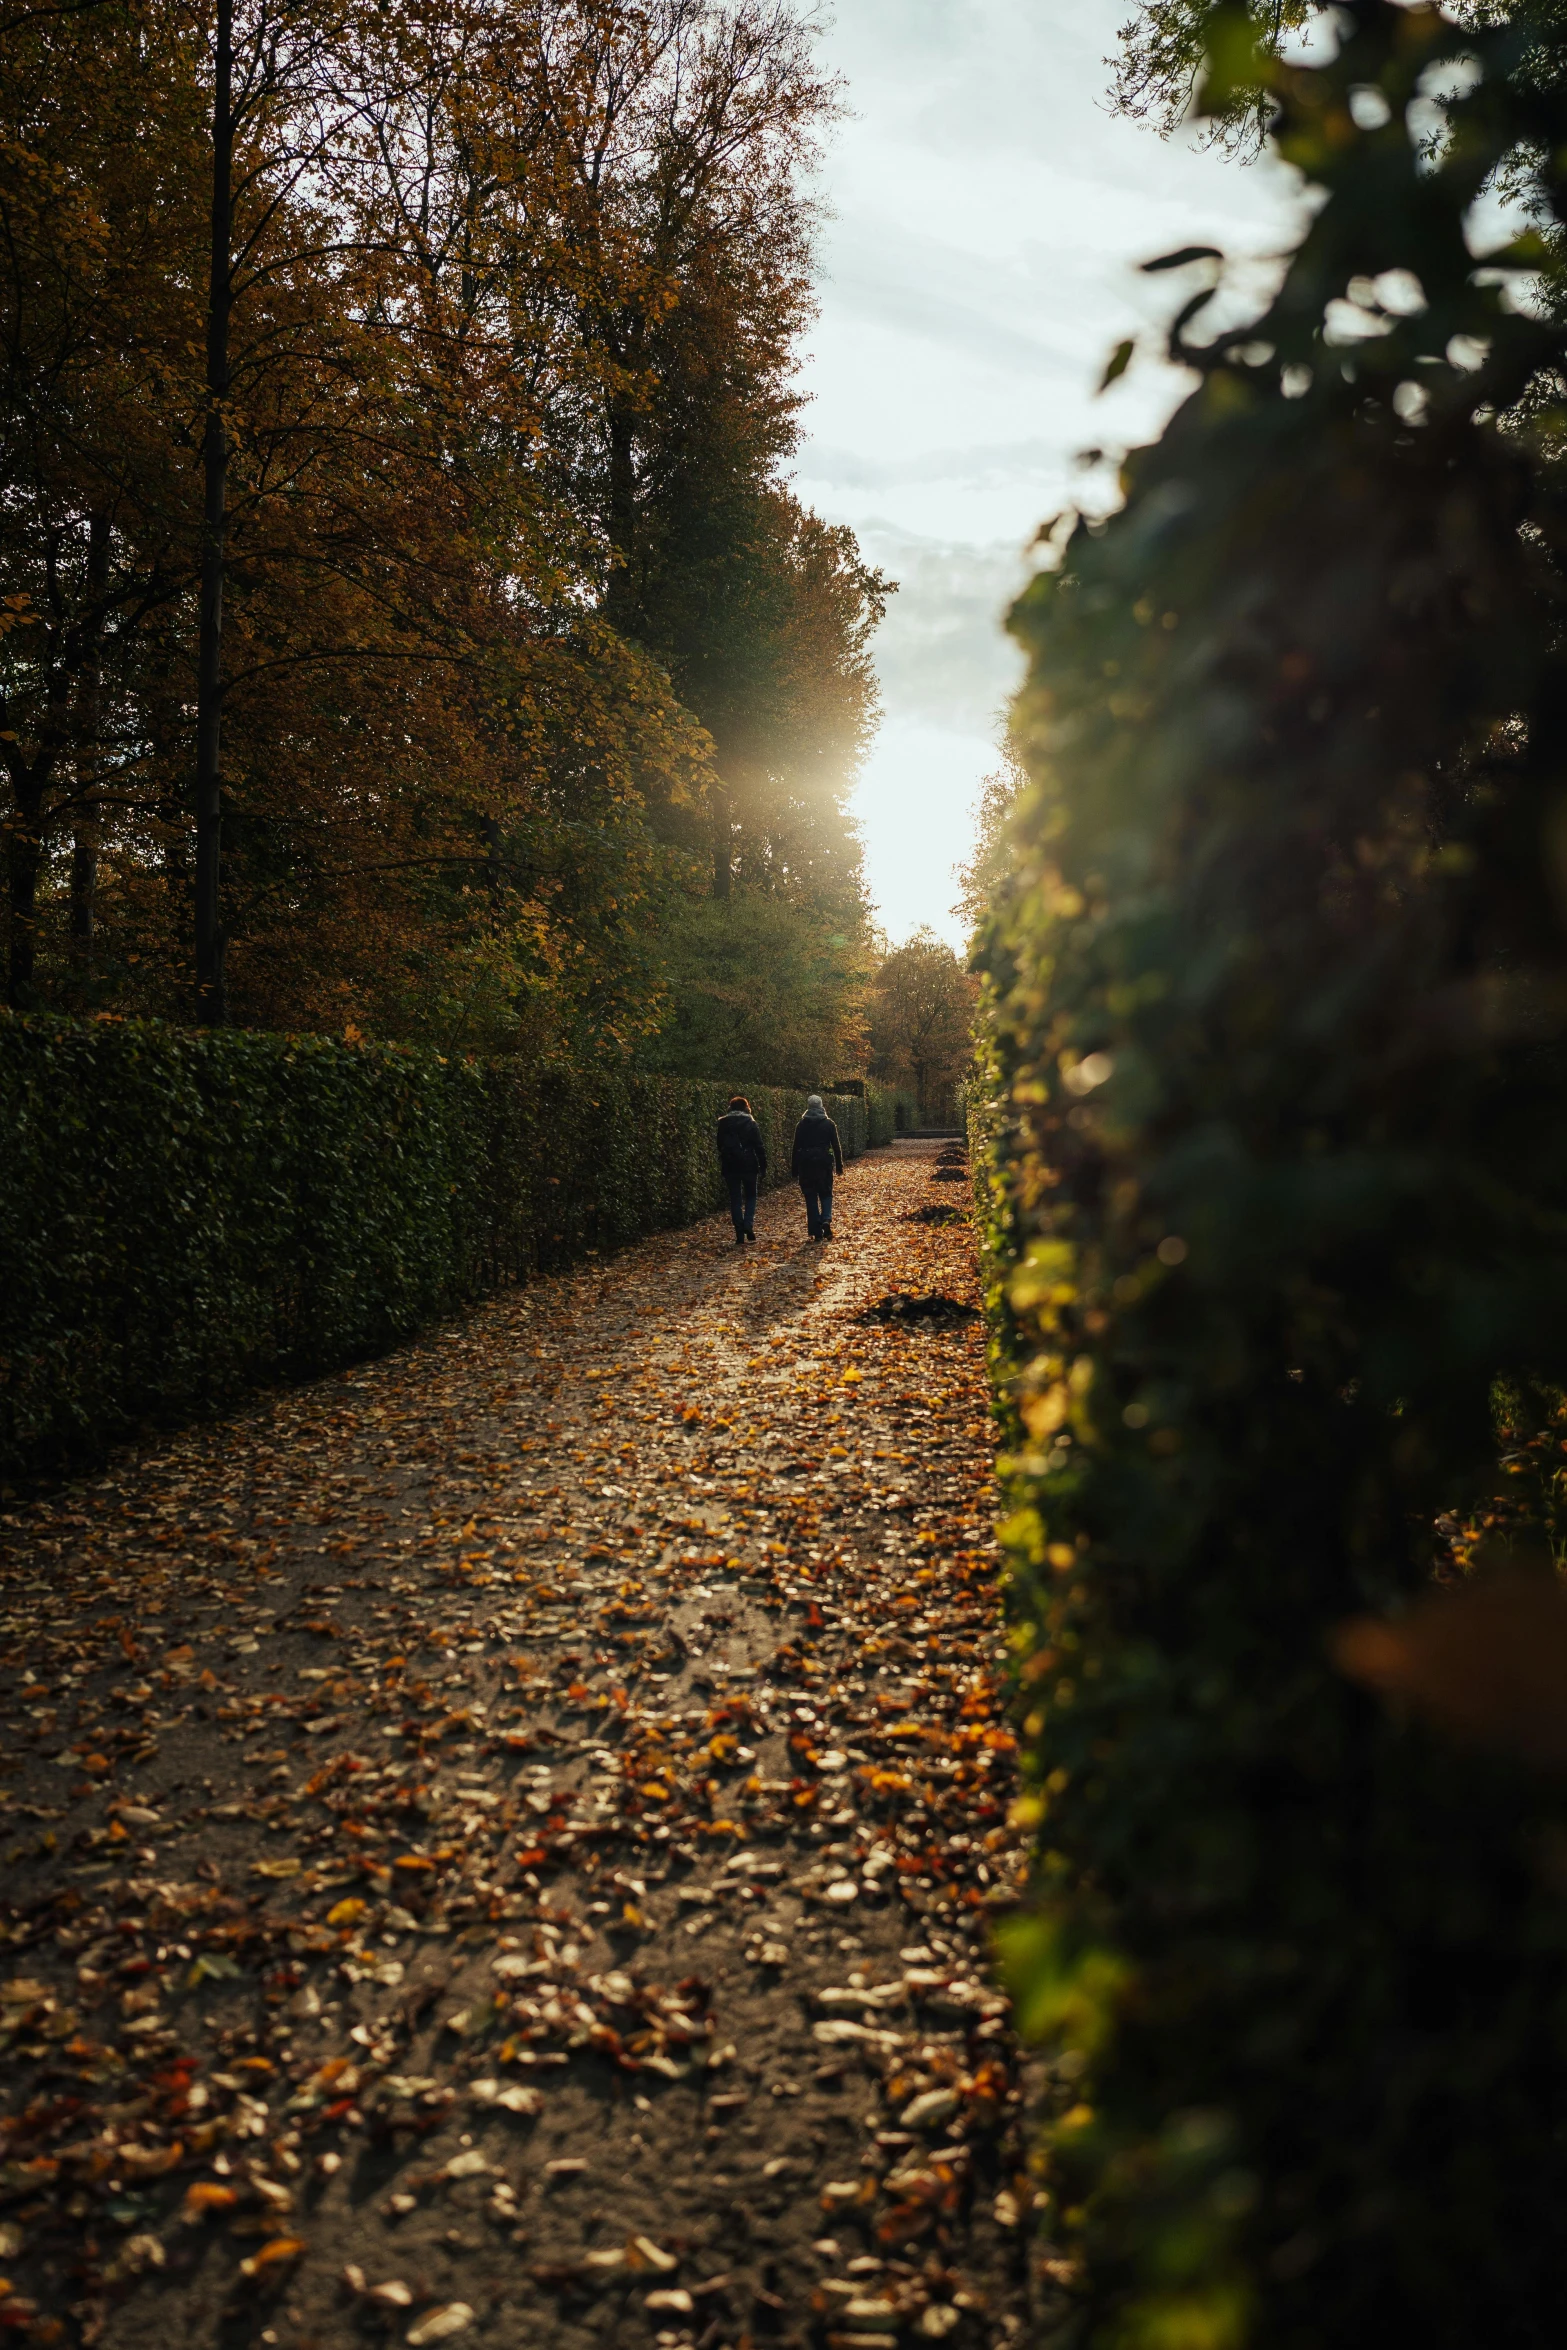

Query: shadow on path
left=0, top=1143, right=1050, bottom=2350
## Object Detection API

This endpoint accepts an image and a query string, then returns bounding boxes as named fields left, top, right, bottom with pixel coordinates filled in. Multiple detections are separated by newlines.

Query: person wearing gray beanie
left=790, top=1093, right=844, bottom=1242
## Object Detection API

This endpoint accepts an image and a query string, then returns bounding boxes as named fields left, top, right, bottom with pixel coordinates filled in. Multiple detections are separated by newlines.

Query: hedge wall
left=862, top=1081, right=907, bottom=1146
left=0, top=1013, right=869, bottom=1483
left=976, top=11, right=1567, bottom=2349
left=832, top=1081, right=917, bottom=1145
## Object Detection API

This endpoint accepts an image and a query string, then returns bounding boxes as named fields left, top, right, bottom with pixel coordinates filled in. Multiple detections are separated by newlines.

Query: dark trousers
left=725, top=1169, right=758, bottom=1236
left=800, top=1172, right=833, bottom=1236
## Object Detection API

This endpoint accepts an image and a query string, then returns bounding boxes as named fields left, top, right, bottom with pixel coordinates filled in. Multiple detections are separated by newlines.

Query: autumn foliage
left=0, top=1150, right=1032, bottom=2340
left=868, top=931, right=976, bottom=1128
left=0, top=0, right=884, bottom=1070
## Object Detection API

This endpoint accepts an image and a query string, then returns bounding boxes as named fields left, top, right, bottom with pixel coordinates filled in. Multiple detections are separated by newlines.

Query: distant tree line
left=867, top=927, right=976, bottom=1127
left=0, top=0, right=888, bottom=1082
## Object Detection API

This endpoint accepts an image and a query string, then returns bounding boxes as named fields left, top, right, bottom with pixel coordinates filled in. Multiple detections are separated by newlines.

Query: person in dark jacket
left=790, top=1092, right=844, bottom=1241
left=716, top=1095, right=767, bottom=1245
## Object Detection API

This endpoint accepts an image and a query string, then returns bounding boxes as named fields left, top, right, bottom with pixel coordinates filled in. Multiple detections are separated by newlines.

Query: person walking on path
left=716, top=1094, right=767, bottom=1245
left=791, top=1092, right=844, bottom=1241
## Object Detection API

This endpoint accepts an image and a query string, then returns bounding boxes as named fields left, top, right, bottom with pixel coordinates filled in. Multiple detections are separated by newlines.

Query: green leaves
left=978, top=3, right=1567, bottom=2342
left=993, top=1912, right=1127, bottom=2055
left=0, top=1012, right=873, bottom=1483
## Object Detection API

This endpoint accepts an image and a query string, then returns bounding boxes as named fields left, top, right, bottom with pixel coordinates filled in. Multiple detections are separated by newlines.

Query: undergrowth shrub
left=0, top=1014, right=867, bottom=1481
left=977, top=8, right=1567, bottom=2344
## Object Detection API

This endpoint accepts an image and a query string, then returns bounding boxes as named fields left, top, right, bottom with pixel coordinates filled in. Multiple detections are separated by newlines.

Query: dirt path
left=0, top=1144, right=1045, bottom=2350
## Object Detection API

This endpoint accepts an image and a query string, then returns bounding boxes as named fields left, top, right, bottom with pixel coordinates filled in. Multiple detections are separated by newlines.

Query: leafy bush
left=0, top=1013, right=868, bottom=1483
left=976, top=10, right=1567, bottom=2345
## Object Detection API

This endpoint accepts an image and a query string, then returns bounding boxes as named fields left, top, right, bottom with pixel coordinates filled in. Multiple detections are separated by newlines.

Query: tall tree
left=492, top=0, right=885, bottom=903
left=0, top=0, right=200, bottom=1009
left=194, top=0, right=235, bottom=1022
left=954, top=745, right=1025, bottom=946
left=869, top=930, right=976, bottom=1124
left=0, top=0, right=882, bottom=1080
left=192, top=0, right=375, bottom=1022
left=640, top=480, right=890, bottom=909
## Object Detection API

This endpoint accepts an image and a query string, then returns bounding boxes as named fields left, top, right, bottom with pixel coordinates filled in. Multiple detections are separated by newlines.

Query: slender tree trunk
left=67, top=819, right=98, bottom=986
left=603, top=395, right=637, bottom=633
left=483, top=815, right=502, bottom=928
left=5, top=787, right=45, bottom=1007
left=712, top=783, right=733, bottom=900
left=68, top=510, right=111, bottom=996
left=195, top=0, right=234, bottom=1026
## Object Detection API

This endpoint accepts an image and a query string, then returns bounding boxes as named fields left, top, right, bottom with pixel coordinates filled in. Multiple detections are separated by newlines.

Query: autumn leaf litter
left=0, top=1143, right=1066, bottom=2348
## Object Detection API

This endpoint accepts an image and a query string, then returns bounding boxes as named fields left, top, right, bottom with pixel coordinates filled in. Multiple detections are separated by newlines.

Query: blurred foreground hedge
left=978, top=7, right=1567, bottom=2345
left=0, top=1013, right=874, bottom=1482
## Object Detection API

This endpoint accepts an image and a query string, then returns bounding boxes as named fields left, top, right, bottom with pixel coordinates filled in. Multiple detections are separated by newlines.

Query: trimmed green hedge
left=0, top=1013, right=869, bottom=1482
left=976, top=13, right=1567, bottom=2350
left=853, top=1080, right=917, bottom=1146
left=863, top=1081, right=896, bottom=1146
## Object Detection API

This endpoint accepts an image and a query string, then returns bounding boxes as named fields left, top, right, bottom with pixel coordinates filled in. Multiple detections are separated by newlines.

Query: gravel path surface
left=0, top=1143, right=1055, bottom=2350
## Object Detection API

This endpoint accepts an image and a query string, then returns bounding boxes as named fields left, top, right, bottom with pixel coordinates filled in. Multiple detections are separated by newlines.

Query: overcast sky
left=797, top=0, right=1306, bottom=948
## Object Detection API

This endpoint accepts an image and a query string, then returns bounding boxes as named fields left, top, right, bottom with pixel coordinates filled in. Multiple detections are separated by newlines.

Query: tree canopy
left=954, top=744, right=1023, bottom=945
left=0, top=0, right=885, bottom=1076
left=869, top=928, right=975, bottom=1124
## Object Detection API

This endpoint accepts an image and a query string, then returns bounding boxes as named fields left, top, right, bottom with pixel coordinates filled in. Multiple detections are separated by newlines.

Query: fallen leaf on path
left=406, top=2303, right=474, bottom=2344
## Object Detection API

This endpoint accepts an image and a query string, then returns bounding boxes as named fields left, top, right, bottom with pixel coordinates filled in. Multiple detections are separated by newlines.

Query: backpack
left=720, top=1115, right=762, bottom=1175
left=796, top=1118, right=835, bottom=1174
